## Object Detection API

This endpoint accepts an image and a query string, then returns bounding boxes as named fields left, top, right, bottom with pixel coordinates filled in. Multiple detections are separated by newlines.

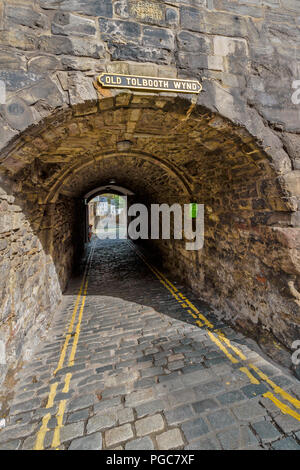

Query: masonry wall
left=145, top=141, right=300, bottom=348
left=0, top=0, right=300, bottom=145
left=0, top=181, right=79, bottom=386
left=0, top=0, right=300, bottom=384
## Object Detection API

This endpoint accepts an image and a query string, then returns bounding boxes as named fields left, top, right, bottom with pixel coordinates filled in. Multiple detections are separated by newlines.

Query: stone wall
left=0, top=178, right=79, bottom=386
left=0, top=0, right=300, bottom=383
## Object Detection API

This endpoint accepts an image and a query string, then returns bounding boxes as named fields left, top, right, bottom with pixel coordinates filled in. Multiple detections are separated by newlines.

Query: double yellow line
left=129, top=242, right=300, bottom=423
left=34, top=243, right=95, bottom=450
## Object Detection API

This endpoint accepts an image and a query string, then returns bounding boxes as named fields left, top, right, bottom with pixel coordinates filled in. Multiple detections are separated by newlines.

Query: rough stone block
left=125, top=436, right=154, bottom=450
left=52, top=12, right=96, bottom=37
left=165, top=405, right=194, bottom=425
left=69, top=432, right=102, bottom=450
left=252, top=420, right=281, bottom=442
left=135, top=414, right=164, bottom=436
left=207, top=409, right=236, bottom=430
left=181, top=417, right=209, bottom=441
left=55, top=0, right=113, bottom=17
left=143, top=26, right=175, bottom=50
left=105, top=424, right=134, bottom=447
left=5, top=6, right=46, bottom=29
left=87, top=412, right=117, bottom=433
left=156, top=428, right=184, bottom=450
left=213, top=36, right=248, bottom=56
left=272, top=437, right=300, bottom=450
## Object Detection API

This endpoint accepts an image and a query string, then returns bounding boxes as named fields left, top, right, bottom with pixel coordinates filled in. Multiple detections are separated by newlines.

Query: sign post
left=98, top=73, right=202, bottom=94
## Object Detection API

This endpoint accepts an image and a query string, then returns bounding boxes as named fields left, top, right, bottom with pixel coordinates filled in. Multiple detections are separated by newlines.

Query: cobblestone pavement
left=1, top=239, right=300, bottom=450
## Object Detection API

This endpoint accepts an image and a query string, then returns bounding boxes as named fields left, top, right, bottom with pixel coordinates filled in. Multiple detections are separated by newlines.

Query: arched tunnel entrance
left=1, top=91, right=300, bottom=450
left=1, top=0, right=300, bottom=450
left=0, top=92, right=300, bottom=391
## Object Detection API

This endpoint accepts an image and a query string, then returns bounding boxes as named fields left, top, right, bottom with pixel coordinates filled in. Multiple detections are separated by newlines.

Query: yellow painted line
left=154, top=267, right=179, bottom=293
left=53, top=248, right=94, bottom=376
left=132, top=243, right=179, bottom=293
left=130, top=242, right=300, bottom=422
left=51, top=276, right=90, bottom=446
left=68, top=279, right=88, bottom=366
left=53, top=290, right=83, bottom=376
left=51, top=400, right=67, bottom=449
left=52, top=374, right=73, bottom=449
left=62, top=373, right=72, bottom=393
left=217, top=331, right=247, bottom=361
left=34, top=382, right=58, bottom=450
left=135, top=246, right=214, bottom=329
left=139, top=253, right=179, bottom=293
left=183, top=298, right=213, bottom=328
left=34, top=243, right=95, bottom=450
left=34, top=413, right=52, bottom=451
left=207, top=331, right=239, bottom=364
left=250, top=364, right=300, bottom=410
left=188, top=309, right=198, bottom=319
left=264, top=392, right=300, bottom=422
left=240, top=367, right=260, bottom=384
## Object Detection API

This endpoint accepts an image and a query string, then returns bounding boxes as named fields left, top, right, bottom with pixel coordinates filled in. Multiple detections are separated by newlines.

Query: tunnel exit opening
left=87, top=193, right=128, bottom=242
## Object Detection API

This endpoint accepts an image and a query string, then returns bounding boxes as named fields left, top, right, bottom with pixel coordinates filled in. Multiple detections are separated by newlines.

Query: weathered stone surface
left=135, top=414, right=164, bottom=436
left=156, top=428, right=184, bottom=450
left=0, top=0, right=299, bottom=408
left=28, top=56, right=61, bottom=74
left=99, top=18, right=142, bottom=43
left=69, top=432, right=102, bottom=450
left=142, top=26, right=175, bottom=50
left=105, top=424, right=134, bottom=446
left=86, top=412, right=117, bottom=433
left=0, top=239, right=299, bottom=450
left=57, top=0, right=113, bottom=17
left=0, top=97, right=35, bottom=131
left=177, top=31, right=211, bottom=53
left=128, top=0, right=165, bottom=26
left=52, top=12, right=96, bottom=37
left=39, top=35, right=104, bottom=58
left=125, top=436, right=154, bottom=450
left=5, top=6, right=47, bottom=29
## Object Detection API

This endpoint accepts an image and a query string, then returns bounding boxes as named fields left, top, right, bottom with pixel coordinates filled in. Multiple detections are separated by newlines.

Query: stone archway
left=0, top=89, right=299, bottom=383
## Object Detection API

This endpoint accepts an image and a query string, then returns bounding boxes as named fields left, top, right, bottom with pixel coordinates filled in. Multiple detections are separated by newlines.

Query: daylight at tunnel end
left=0, top=0, right=300, bottom=454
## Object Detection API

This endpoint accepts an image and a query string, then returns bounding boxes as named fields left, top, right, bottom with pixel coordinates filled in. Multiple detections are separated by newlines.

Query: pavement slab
left=0, top=239, right=299, bottom=450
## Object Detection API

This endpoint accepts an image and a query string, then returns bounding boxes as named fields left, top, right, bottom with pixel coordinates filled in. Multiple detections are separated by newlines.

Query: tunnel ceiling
left=60, top=155, right=189, bottom=203
left=1, top=94, right=291, bottom=212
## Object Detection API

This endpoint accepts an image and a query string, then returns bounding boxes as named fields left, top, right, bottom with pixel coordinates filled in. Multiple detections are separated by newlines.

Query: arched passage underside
left=0, top=93, right=299, bottom=383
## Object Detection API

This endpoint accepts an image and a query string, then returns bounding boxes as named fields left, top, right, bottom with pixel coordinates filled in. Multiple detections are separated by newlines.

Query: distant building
left=97, top=197, right=108, bottom=216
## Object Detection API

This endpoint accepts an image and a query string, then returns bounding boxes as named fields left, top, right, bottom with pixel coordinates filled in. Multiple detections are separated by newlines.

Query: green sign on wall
left=189, top=203, right=198, bottom=219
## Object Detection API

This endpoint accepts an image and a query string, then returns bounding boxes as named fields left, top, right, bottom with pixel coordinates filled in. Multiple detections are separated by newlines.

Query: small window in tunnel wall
left=88, top=193, right=127, bottom=241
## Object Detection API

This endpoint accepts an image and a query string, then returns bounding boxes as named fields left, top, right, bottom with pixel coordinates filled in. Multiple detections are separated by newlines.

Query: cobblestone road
left=1, top=239, right=300, bottom=450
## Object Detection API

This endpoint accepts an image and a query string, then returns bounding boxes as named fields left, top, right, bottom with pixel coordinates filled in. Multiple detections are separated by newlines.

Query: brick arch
left=84, top=185, right=135, bottom=203
left=1, top=0, right=300, bottom=388
left=0, top=91, right=299, bottom=386
left=45, top=150, right=194, bottom=203
left=1, top=91, right=295, bottom=209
